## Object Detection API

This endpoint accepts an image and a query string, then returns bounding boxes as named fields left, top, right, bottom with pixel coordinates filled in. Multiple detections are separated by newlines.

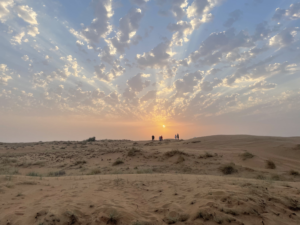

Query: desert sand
left=0, top=135, right=300, bottom=225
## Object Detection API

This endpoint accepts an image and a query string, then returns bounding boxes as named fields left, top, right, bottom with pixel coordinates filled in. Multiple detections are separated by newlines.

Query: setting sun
left=163, top=125, right=165, bottom=128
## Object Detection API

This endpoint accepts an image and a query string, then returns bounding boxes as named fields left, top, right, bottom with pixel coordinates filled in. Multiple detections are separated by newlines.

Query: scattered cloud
left=223, top=9, right=242, bottom=27
left=272, top=3, right=300, bottom=21
left=14, top=5, right=38, bottom=24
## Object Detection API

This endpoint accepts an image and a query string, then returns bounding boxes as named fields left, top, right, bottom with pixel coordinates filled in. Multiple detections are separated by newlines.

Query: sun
left=163, top=125, right=165, bottom=128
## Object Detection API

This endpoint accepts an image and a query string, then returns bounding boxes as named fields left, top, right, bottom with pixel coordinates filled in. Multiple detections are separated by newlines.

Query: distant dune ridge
left=0, top=135, right=300, bottom=224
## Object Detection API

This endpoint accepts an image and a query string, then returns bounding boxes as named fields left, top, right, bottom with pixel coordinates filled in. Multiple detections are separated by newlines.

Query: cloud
left=170, top=0, right=188, bottom=21
left=94, top=63, right=125, bottom=82
left=136, top=40, right=172, bottom=68
left=106, top=8, right=144, bottom=54
left=140, top=90, right=157, bottom=102
left=252, top=21, right=271, bottom=41
left=27, top=25, right=39, bottom=37
left=21, top=55, right=29, bottom=61
left=0, top=64, right=12, bottom=86
left=130, top=0, right=149, bottom=6
left=167, top=20, right=193, bottom=46
left=187, top=0, right=223, bottom=19
left=10, top=31, right=25, bottom=45
left=103, top=92, right=120, bottom=105
left=200, top=78, right=222, bottom=92
left=14, top=5, right=38, bottom=24
left=80, top=0, right=113, bottom=44
left=50, top=46, right=59, bottom=51
left=272, top=3, right=300, bottom=21
left=223, top=9, right=242, bottom=27
left=174, top=70, right=203, bottom=95
left=225, top=59, right=298, bottom=86
left=269, top=27, right=299, bottom=48
left=249, top=80, right=276, bottom=91
left=127, top=73, right=150, bottom=92
left=189, top=28, right=254, bottom=65
left=0, top=0, right=14, bottom=23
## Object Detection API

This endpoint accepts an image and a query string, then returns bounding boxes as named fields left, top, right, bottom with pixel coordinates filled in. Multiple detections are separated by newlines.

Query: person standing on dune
left=177, top=134, right=179, bottom=140
left=175, top=134, right=177, bottom=140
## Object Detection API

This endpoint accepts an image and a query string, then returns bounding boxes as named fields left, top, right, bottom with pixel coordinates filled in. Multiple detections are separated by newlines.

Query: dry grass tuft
left=113, top=159, right=124, bottom=166
left=48, top=170, right=66, bottom=177
left=176, top=155, right=185, bottom=164
left=164, top=150, right=188, bottom=157
left=266, top=160, right=276, bottom=169
left=240, top=151, right=254, bottom=160
left=290, top=170, right=300, bottom=176
left=17, top=181, right=37, bottom=185
left=219, top=163, right=237, bottom=175
left=127, top=147, right=141, bottom=157
left=88, top=168, right=101, bottom=175
left=199, top=152, right=214, bottom=159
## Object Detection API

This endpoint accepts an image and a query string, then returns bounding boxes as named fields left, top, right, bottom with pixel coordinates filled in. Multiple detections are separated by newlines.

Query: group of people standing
left=151, top=134, right=180, bottom=141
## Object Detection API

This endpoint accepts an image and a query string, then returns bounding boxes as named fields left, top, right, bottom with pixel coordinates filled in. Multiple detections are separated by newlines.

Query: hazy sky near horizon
left=0, top=0, right=300, bottom=142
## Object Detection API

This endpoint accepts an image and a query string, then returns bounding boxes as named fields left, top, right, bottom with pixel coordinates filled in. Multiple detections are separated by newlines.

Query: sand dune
left=0, top=135, right=300, bottom=224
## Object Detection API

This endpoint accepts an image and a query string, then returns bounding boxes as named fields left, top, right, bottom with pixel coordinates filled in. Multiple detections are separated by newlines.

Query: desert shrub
left=128, top=147, right=141, bottom=157
left=2, top=158, right=17, bottom=164
left=271, top=174, right=280, bottom=181
left=266, top=160, right=276, bottom=169
left=17, top=181, right=37, bottom=185
left=164, top=216, right=178, bottom=224
left=86, top=137, right=96, bottom=142
left=74, top=160, right=86, bottom=165
left=219, top=163, right=237, bottom=175
left=240, top=151, right=254, bottom=160
left=290, top=170, right=300, bottom=176
left=176, top=155, right=185, bottom=164
left=256, top=175, right=266, bottom=180
left=164, top=150, right=188, bottom=157
left=113, top=159, right=124, bottom=166
left=196, top=211, right=211, bottom=221
left=88, top=168, right=101, bottom=175
left=48, top=170, right=66, bottom=177
left=178, top=214, right=189, bottom=222
left=199, top=152, right=214, bottom=159
left=294, top=144, right=300, bottom=150
left=137, top=169, right=153, bottom=174
left=108, top=210, right=119, bottom=223
left=27, top=172, right=40, bottom=176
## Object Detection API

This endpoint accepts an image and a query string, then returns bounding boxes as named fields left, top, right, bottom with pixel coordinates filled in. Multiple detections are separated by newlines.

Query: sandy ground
left=0, top=135, right=300, bottom=224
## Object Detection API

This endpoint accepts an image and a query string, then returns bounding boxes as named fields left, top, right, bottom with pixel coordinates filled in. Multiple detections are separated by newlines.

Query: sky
left=0, top=0, right=300, bottom=142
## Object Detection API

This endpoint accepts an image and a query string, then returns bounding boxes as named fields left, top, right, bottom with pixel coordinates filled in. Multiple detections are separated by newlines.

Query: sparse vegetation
left=127, top=147, right=141, bottom=157
left=108, top=210, right=119, bottom=223
left=88, top=168, right=101, bottom=175
left=48, top=170, right=66, bottom=177
left=86, top=137, right=96, bottom=142
left=27, top=172, right=40, bottom=176
left=176, top=155, right=185, bottom=163
left=164, top=150, right=188, bottom=157
left=266, top=160, right=276, bottom=169
left=256, top=175, right=266, bottom=180
left=240, top=151, right=254, bottom=160
left=219, top=163, right=237, bottom=175
left=290, top=170, right=300, bottom=176
left=199, top=152, right=214, bottom=159
left=113, top=159, right=124, bottom=166
left=74, top=160, right=87, bottom=166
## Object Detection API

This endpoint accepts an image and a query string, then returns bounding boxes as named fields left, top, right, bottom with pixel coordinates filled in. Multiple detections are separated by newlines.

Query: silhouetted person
left=177, top=134, right=179, bottom=140
left=152, top=135, right=154, bottom=141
